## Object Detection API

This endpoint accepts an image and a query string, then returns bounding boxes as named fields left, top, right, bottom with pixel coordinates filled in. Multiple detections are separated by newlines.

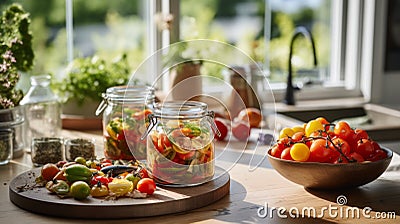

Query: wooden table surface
left=1, top=129, right=399, bottom=224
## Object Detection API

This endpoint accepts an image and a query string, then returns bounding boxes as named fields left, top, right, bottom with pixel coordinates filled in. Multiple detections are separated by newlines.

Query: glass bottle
left=20, top=75, right=61, bottom=151
left=143, top=101, right=220, bottom=187
left=95, top=85, right=155, bottom=161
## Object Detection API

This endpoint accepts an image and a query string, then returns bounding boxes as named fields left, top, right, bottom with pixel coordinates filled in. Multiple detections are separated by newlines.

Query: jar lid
left=153, top=101, right=208, bottom=119
left=103, top=85, right=155, bottom=103
left=95, top=85, right=155, bottom=116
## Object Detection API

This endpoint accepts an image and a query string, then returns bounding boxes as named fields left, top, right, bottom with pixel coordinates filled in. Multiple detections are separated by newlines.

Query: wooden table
left=1, top=129, right=399, bottom=223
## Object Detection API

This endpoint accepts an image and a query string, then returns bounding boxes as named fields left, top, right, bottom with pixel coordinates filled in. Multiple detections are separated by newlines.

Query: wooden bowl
left=267, top=147, right=393, bottom=189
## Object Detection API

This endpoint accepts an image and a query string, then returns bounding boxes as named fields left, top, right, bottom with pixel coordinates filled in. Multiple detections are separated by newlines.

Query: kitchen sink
left=270, top=103, right=400, bottom=141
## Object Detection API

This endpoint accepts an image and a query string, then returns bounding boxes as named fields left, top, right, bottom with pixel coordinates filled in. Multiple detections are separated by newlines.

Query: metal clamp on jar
left=95, top=86, right=155, bottom=161
left=142, top=101, right=220, bottom=187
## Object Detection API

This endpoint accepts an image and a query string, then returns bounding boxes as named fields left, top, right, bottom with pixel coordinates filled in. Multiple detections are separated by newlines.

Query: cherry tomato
left=136, top=178, right=156, bottom=195
left=291, top=126, right=305, bottom=134
left=277, top=137, right=290, bottom=150
left=90, top=175, right=112, bottom=187
left=368, top=149, right=388, bottom=162
left=280, top=147, right=293, bottom=160
left=271, top=145, right=283, bottom=158
left=316, top=117, right=330, bottom=131
left=290, top=143, right=310, bottom=162
left=279, top=127, right=295, bottom=139
left=177, top=151, right=196, bottom=161
left=354, top=128, right=369, bottom=141
left=291, top=131, right=305, bottom=142
left=371, top=140, right=382, bottom=151
left=333, top=155, right=349, bottom=164
left=330, top=138, right=351, bottom=155
left=305, top=119, right=324, bottom=137
left=333, top=121, right=353, bottom=141
left=309, top=130, right=328, bottom=138
left=41, top=163, right=60, bottom=181
left=355, top=139, right=374, bottom=159
left=140, top=168, right=149, bottom=179
left=232, top=121, right=251, bottom=141
left=349, top=152, right=365, bottom=162
left=309, top=139, right=331, bottom=162
left=214, top=118, right=229, bottom=141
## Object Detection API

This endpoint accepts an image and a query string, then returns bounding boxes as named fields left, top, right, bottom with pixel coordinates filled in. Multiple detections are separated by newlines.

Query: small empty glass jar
left=143, top=101, right=220, bottom=186
left=0, top=130, right=13, bottom=165
left=65, top=138, right=95, bottom=161
left=31, top=137, right=63, bottom=166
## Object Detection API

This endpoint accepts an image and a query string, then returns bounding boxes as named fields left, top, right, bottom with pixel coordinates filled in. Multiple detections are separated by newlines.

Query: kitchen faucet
left=283, top=26, right=318, bottom=105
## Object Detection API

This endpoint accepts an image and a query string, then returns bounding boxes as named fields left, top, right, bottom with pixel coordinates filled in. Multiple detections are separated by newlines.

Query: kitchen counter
left=1, top=128, right=399, bottom=223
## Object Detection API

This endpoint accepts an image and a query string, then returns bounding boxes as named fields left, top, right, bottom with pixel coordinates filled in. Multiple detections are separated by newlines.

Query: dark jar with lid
left=96, top=86, right=155, bottom=161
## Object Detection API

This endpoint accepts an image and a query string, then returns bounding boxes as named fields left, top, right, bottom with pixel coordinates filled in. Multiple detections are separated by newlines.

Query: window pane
left=0, top=0, right=148, bottom=82
left=71, top=0, right=147, bottom=78
left=1, top=0, right=68, bottom=79
left=268, top=0, right=332, bottom=85
left=179, top=0, right=333, bottom=86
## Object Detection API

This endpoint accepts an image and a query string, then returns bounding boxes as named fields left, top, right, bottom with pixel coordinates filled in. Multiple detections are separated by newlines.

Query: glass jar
left=96, top=85, right=155, bottom=161
left=0, top=129, right=13, bottom=165
left=144, top=101, right=219, bottom=186
left=65, top=138, right=96, bottom=161
left=0, top=106, right=24, bottom=158
left=31, top=137, right=63, bottom=166
left=20, top=75, right=61, bottom=151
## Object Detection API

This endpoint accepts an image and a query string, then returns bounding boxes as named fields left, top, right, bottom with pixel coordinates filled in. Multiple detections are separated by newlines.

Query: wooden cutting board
left=9, top=167, right=230, bottom=219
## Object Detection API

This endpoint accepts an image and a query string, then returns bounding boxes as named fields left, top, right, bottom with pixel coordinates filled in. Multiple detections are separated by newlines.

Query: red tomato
left=41, top=163, right=60, bottom=181
left=177, top=151, right=195, bottom=161
left=349, top=152, right=365, bottom=162
left=333, top=121, right=353, bottom=141
left=371, top=140, right=381, bottom=151
left=271, top=145, right=284, bottom=158
left=291, top=131, right=305, bottom=142
left=354, top=128, right=369, bottom=141
left=137, top=178, right=156, bottom=195
left=309, top=139, right=331, bottom=162
left=214, top=118, right=229, bottom=141
left=330, top=138, right=351, bottom=155
left=333, top=156, right=349, bottom=164
left=232, top=121, right=251, bottom=141
left=277, top=137, right=290, bottom=149
left=355, top=139, right=374, bottom=159
left=309, top=130, right=328, bottom=138
left=316, top=117, right=330, bottom=131
left=140, top=168, right=149, bottom=179
left=90, top=175, right=112, bottom=187
left=368, top=149, right=388, bottom=162
left=280, top=147, right=293, bottom=160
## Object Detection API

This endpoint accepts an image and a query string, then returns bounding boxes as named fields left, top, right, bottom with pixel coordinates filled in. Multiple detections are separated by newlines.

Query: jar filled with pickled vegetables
left=95, top=86, right=155, bottom=161
left=143, top=101, right=220, bottom=186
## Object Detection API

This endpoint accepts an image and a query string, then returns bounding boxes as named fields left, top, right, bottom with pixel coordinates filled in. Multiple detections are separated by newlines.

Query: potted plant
left=56, top=53, right=139, bottom=129
left=163, top=41, right=205, bottom=101
left=0, top=4, right=34, bottom=157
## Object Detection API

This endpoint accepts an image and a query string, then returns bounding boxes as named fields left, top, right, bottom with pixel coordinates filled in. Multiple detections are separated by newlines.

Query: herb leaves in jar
left=65, top=138, right=95, bottom=161
left=31, top=137, right=63, bottom=166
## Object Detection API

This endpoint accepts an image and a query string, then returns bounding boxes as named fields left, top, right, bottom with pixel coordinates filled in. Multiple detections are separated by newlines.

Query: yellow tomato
left=291, top=125, right=305, bottom=134
left=290, top=143, right=310, bottom=162
left=305, top=120, right=324, bottom=137
left=279, top=127, right=295, bottom=139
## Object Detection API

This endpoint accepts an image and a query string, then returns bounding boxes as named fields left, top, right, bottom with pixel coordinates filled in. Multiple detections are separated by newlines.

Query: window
left=1, top=0, right=149, bottom=86
left=168, top=0, right=363, bottom=101
left=2, top=0, right=368, bottom=103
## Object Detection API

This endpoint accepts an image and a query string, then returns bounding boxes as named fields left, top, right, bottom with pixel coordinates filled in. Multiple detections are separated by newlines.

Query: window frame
left=63, top=0, right=375, bottom=103
left=162, top=0, right=367, bottom=102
